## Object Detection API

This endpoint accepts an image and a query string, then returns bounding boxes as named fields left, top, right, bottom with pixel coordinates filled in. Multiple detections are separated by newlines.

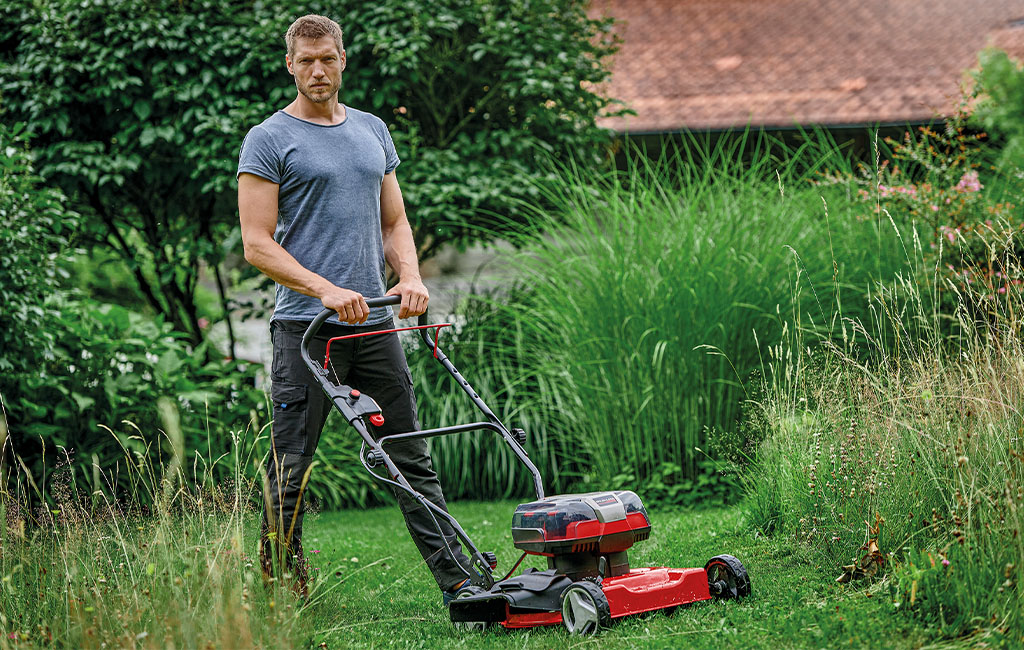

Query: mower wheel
left=452, top=586, right=494, bottom=632
left=705, top=554, right=751, bottom=599
left=560, top=580, right=611, bottom=635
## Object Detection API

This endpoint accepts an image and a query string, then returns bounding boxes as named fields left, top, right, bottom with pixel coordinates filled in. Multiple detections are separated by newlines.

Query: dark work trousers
left=261, top=318, right=472, bottom=592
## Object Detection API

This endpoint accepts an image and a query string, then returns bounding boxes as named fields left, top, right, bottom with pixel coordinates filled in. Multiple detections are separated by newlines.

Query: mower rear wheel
left=560, top=580, right=611, bottom=635
left=452, top=586, right=494, bottom=632
left=705, top=554, right=750, bottom=599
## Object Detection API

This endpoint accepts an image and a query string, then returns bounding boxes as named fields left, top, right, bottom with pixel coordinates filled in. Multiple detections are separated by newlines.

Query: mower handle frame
left=298, top=297, right=546, bottom=588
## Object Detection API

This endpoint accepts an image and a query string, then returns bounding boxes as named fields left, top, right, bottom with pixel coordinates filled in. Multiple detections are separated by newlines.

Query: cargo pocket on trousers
left=271, top=382, right=308, bottom=454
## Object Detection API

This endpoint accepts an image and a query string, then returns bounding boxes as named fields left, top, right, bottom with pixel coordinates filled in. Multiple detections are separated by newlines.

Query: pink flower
left=942, top=558, right=950, bottom=567
left=931, top=205, right=939, bottom=212
left=955, top=171, right=982, bottom=193
left=998, top=286, right=1007, bottom=294
left=311, top=549, right=321, bottom=554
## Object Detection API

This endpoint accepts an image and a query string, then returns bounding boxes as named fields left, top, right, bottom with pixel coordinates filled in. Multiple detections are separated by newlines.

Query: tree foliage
left=0, top=124, right=76, bottom=378
left=1, top=0, right=620, bottom=340
left=971, top=48, right=1024, bottom=174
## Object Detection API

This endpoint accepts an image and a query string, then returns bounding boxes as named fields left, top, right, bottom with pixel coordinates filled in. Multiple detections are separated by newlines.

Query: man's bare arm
left=380, top=171, right=429, bottom=319
left=238, top=172, right=369, bottom=323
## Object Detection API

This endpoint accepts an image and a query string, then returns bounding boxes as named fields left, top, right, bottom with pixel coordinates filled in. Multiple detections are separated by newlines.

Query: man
left=237, top=14, right=472, bottom=602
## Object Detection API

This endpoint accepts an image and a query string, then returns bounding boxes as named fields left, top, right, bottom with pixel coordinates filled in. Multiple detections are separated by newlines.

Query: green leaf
left=155, top=350, right=183, bottom=376
left=71, top=392, right=95, bottom=412
left=139, top=127, right=157, bottom=147
left=132, top=99, right=152, bottom=121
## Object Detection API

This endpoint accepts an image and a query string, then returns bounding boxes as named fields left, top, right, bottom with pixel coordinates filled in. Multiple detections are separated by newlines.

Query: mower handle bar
left=300, top=297, right=442, bottom=360
left=300, top=296, right=403, bottom=361
left=297, top=296, right=545, bottom=588
left=299, top=298, right=545, bottom=499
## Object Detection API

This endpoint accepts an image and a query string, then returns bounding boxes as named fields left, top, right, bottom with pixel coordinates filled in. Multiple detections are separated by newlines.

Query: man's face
left=286, top=36, right=345, bottom=103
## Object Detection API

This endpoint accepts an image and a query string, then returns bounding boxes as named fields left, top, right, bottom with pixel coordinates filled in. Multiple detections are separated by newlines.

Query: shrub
left=6, top=297, right=268, bottom=505
left=817, top=112, right=1024, bottom=326
left=0, top=123, right=76, bottom=380
left=972, top=48, right=1024, bottom=179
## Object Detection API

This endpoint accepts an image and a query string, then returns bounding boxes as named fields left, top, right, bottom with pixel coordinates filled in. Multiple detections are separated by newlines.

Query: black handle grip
left=300, top=296, right=403, bottom=376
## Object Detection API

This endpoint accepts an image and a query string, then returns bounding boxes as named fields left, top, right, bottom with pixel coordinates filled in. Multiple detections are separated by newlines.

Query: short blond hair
left=285, top=14, right=344, bottom=57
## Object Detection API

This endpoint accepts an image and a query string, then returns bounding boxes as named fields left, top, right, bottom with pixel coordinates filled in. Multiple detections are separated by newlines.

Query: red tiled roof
left=591, top=0, right=1024, bottom=132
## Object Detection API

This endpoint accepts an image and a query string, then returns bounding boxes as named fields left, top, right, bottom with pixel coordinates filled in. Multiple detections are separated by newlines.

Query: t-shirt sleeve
left=378, top=122, right=401, bottom=175
left=237, top=125, right=282, bottom=183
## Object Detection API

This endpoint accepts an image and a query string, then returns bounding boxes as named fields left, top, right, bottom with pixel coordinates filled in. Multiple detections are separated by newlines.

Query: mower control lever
left=301, top=297, right=403, bottom=377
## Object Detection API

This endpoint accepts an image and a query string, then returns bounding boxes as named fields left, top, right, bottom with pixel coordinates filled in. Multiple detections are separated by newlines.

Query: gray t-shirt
left=237, top=107, right=400, bottom=325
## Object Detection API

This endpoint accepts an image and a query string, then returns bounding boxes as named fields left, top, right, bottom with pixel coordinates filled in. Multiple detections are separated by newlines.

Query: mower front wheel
left=560, top=580, right=611, bottom=635
left=705, top=554, right=750, bottom=599
left=452, top=586, right=494, bottom=632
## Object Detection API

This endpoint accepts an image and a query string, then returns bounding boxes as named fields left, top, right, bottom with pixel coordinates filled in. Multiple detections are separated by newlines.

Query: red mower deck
left=502, top=566, right=712, bottom=628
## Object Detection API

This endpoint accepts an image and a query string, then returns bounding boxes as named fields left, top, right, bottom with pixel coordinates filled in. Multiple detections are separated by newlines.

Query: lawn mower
left=300, top=296, right=750, bottom=635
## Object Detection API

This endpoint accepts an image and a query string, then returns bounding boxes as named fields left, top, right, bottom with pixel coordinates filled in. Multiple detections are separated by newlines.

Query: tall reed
left=414, top=133, right=897, bottom=499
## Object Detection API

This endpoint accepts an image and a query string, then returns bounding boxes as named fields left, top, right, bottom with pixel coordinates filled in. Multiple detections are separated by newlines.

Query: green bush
left=818, top=114, right=1024, bottom=331
left=0, top=123, right=76, bottom=378
left=972, top=48, right=1024, bottom=178
left=6, top=297, right=268, bottom=502
left=0, top=116, right=270, bottom=510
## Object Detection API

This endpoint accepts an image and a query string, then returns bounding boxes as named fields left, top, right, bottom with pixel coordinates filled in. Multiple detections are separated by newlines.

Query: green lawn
left=299, top=501, right=952, bottom=649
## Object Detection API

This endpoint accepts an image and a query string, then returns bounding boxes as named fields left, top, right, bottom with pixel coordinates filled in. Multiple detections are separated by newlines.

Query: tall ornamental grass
left=413, top=133, right=901, bottom=500
left=747, top=182, right=1024, bottom=640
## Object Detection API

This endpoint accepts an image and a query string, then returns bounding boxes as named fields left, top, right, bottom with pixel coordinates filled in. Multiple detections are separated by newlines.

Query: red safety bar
left=323, top=323, right=452, bottom=369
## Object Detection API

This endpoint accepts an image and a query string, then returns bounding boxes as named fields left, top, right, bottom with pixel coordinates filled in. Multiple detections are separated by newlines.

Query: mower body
left=448, top=491, right=715, bottom=628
